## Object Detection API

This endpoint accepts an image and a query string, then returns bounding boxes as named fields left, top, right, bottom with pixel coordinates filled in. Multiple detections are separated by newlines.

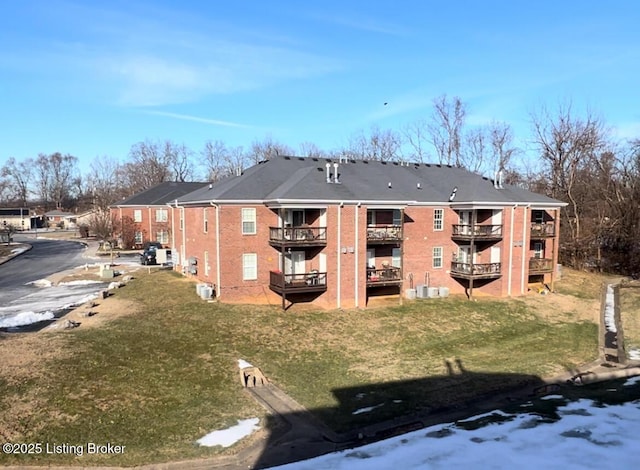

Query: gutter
left=210, top=202, right=221, bottom=299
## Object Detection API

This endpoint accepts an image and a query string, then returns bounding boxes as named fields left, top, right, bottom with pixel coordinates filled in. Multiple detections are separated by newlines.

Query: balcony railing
left=530, top=222, right=555, bottom=238
left=529, top=257, right=554, bottom=274
left=452, top=224, right=503, bottom=240
left=367, top=225, right=403, bottom=243
left=450, top=262, right=502, bottom=279
left=366, top=266, right=403, bottom=286
left=269, top=226, right=327, bottom=246
left=269, top=270, right=328, bottom=294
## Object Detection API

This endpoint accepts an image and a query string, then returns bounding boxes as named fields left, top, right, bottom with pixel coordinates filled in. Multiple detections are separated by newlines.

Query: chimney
left=326, top=163, right=332, bottom=183
left=333, top=162, right=340, bottom=183
left=498, top=170, right=504, bottom=189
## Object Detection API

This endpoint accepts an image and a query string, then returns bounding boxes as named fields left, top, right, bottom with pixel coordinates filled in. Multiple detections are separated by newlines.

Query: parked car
left=140, top=242, right=163, bottom=265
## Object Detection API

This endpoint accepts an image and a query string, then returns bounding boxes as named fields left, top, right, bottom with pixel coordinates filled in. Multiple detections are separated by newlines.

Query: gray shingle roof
left=114, top=182, right=209, bottom=207
left=177, top=157, right=564, bottom=206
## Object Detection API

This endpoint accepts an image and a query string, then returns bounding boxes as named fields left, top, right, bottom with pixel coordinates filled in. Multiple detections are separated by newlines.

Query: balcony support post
left=281, top=244, right=286, bottom=310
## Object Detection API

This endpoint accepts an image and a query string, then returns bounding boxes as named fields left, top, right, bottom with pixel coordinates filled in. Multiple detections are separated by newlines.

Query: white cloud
left=141, top=110, right=251, bottom=129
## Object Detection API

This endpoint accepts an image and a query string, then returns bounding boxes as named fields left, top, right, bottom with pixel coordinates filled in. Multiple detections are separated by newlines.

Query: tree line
left=1, top=96, right=639, bottom=275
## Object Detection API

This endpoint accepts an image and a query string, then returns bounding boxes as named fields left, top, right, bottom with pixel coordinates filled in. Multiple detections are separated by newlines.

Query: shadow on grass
left=251, top=361, right=559, bottom=469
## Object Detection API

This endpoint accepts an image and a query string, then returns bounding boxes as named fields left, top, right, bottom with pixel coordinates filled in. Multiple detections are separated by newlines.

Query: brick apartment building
left=169, top=156, right=565, bottom=309
left=111, top=181, right=207, bottom=249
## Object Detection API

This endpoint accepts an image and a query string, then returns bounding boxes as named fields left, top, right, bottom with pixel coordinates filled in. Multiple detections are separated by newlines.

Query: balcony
left=366, top=266, right=403, bottom=287
left=367, top=225, right=403, bottom=244
left=451, top=224, right=502, bottom=241
left=529, top=257, right=554, bottom=274
left=269, top=270, right=328, bottom=294
left=530, top=222, right=555, bottom=238
left=450, top=262, right=502, bottom=280
left=269, top=226, right=327, bottom=247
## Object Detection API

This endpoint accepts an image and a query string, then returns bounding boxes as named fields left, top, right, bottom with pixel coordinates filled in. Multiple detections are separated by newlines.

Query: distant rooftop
left=113, top=181, right=209, bottom=207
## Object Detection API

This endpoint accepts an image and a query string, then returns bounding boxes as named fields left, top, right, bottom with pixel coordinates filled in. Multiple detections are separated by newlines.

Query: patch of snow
left=352, top=403, right=384, bottom=415
left=59, top=280, right=103, bottom=286
left=10, top=247, right=28, bottom=255
left=604, top=284, right=616, bottom=333
left=238, top=359, right=254, bottom=369
left=27, top=279, right=52, bottom=288
left=0, top=310, right=54, bottom=328
left=539, top=394, right=565, bottom=400
left=628, top=348, right=640, bottom=361
left=197, top=418, right=260, bottom=448
left=624, top=375, right=640, bottom=386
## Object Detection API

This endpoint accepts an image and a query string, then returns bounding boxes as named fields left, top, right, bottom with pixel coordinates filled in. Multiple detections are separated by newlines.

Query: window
left=156, top=230, right=169, bottom=244
left=155, top=209, right=168, bottom=222
left=433, top=209, right=443, bottom=231
left=533, top=210, right=544, bottom=224
left=203, top=208, right=208, bottom=233
left=242, top=253, right=257, bottom=280
left=367, top=211, right=375, bottom=226
left=242, top=208, right=256, bottom=235
left=533, top=242, right=544, bottom=259
left=204, top=251, right=210, bottom=276
left=393, top=209, right=402, bottom=226
left=134, top=231, right=143, bottom=244
left=432, top=246, right=443, bottom=268
left=133, top=210, right=142, bottom=223
left=179, top=208, right=184, bottom=231
left=392, top=247, right=401, bottom=268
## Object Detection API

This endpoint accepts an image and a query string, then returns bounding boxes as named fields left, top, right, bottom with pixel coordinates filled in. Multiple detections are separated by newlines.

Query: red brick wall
left=176, top=202, right=564, bottom=308
left=111, top=206, right=171, bottom=248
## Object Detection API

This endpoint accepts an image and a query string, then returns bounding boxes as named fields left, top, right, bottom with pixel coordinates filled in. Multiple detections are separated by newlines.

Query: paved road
left=0, top=236, right=88, bottom=304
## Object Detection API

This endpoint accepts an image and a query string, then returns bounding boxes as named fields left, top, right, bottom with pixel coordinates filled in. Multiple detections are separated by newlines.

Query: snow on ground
left=274, top=376, right=640, bottom=470
left=10, top=246, right=29, bottom=255
left=58, top=279, right=104, bottom=286
left=0, top=280, right=108, bottom=328
left=238, top=359, right=254, bottom=369
left=197, top=418, right=260, bottom=447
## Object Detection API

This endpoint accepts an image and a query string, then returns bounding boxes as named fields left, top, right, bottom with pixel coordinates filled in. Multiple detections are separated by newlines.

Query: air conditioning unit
left=189, top=266, right=197, bottom=275
left=188, top=257, right=197, bottom=265
left=416, top=285, right=427, bottom=298
left=427, top=287, right=439, bottom=298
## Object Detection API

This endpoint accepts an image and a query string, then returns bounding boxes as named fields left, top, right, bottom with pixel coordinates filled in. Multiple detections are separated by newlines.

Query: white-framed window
left=204, top=251, right=210, bottom=276
left=203, top=208, right=208, bottom=233
left=242, top=253, right=257, bottom=280
left=432, top=246, right=443, bottom=268
left=155, top=208, right=168, bottom=222
left=156, top=230, right=169, bottom=244
left=533, top=242, right=544, bottom=259
left=392, top=247, right=401, bottom=268
left=242, top=208, right=256, bottom=235
left=433, top=209, right=444, bottom=231
left=134, top=231, right=143, bottom=244
left=133, top=209, right=142, bottom=223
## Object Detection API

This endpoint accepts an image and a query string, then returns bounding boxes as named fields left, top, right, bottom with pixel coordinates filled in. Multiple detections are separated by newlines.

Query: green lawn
left=0, top=270, right=598, bottom=466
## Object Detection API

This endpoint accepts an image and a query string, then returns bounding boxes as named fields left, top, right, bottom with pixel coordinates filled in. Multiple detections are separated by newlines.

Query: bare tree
left=1, top=157, right=33, bottom=206
left=122, top=140, right=171, bottom=194
left=32, top=153, right=79, bottom=209
left=346, top=125, right=401, bottom=161
left=403, top=119, right=431, bottom=162
left=530, top=102, right=609, bottom=267
left=248, top=135, right=293, bottom=164
left=299, top=141, right=326, bottom=158
left=163, top=141, right=195, bottom=182
left=461, top=128, right=487, bottom=174
left=201, top=140, right=230, bottom=182
left=87, top=156, right=124, bottom=211
left=428, top=94, right=466, bottom=166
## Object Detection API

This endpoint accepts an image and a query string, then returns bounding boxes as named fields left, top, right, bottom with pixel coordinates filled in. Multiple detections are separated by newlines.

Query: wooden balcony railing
left=366, top=266, right=403, bottom=286
left=450, top=262, right=502, bottom=279
left=529, top=257, right=554, bottom=274
left=367, top=225, right=403, bottom=242
left=530, top=222, right=555, bottom=238
left=452, top=224, right=503, bottom=239
left=269, top=270, right=328, bottom=293
left=269, top=226, right=327, bottom=245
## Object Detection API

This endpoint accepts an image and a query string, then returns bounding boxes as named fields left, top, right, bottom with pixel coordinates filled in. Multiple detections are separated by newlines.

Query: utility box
left=99, top=264, right=114, bottom=279
left=416, top=285, right=427, bottom=298
left=156, top=249, right=171, bottom=264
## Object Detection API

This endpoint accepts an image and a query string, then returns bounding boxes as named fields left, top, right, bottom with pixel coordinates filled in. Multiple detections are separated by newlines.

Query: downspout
left=337, top=202, right=343, bottom=309
left=148, top=206, right=152, bottom=242
left=171, top=200, right=177, bottom=261
left=355, top=202, right=361, bottom=308
left=507, top=205, right=515, bottom=296
left=210, top=202, right=221, bottom=299
left=521, top=204, right=530, bottom=295
left=181, top=206, right=186, bottom=273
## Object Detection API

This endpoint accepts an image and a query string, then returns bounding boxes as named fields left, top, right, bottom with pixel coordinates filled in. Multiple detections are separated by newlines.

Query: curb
left=0, top=243, right=33, bottom=266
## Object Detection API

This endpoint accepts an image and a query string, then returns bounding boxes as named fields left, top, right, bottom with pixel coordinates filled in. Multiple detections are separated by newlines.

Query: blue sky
left=1, top=0, right=639, bottom=171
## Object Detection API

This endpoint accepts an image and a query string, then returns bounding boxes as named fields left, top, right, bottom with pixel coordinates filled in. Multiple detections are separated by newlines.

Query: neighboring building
left=171, top=156, right=566, bottom=309
left=110, top=182, right=208, bottom=248
left=0, top=207, right=32, bottom=230
left=44, top=210, right=75, bottom=228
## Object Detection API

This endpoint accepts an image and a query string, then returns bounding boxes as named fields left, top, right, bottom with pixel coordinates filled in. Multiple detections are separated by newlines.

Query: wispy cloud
left=3, top=1, right=343, bottom=107
left=311, top=10, right=410, bottom=36
left=141, top=110, right=252, bottom=129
